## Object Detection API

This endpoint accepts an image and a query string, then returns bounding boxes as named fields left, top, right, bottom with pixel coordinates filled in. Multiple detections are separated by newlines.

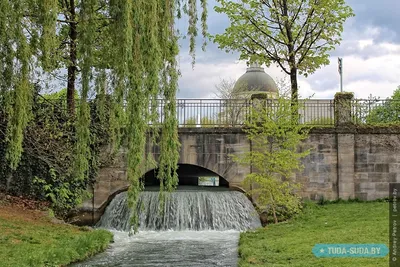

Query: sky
left=175, top=0, right=400, bottom=100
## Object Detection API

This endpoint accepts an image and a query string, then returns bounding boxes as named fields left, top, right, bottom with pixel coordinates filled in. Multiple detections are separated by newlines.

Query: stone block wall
left=296, top=133, right=338, bottom=200
left=296, top=130, right=400, bottom=201
left=354, top=134, right=400, bottom=200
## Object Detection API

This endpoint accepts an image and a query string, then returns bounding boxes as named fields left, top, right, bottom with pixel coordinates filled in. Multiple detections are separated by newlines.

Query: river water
left=72, top=190, right=260, bottom=267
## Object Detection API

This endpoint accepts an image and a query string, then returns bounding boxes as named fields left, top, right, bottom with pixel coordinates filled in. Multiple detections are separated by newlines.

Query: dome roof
left=233, top=64, right=278, bottom=94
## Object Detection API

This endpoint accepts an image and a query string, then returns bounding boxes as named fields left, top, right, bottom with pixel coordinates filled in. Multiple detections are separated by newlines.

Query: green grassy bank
left=239, top=201, right=389, bottom=267
left=0, top=205, right=113, bottom=267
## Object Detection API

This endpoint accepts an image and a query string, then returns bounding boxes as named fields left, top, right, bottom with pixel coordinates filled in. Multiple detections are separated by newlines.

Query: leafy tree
left=234, top=96, right=311, bottom=223
left=5, top=1, right=208, bottom=115
left=41, top=88, right=79, bottom=109
left=366, top=87, right=400, bottom=124
left=212, top=0, right=354, bottom=103
left=0, top=0, right=208, bottom=231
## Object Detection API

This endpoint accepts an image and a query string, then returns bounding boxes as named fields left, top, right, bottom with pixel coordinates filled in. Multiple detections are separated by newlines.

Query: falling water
left=73, top=189, right=261, bottom=267
left=97, top=190, right=261, bottom=231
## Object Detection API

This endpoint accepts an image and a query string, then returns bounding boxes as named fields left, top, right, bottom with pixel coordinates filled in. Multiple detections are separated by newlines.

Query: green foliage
left=212, top=0, right=354, bottom=102
left=33, top=169, right=89, bottom=217
left=235, top=97, right=311, bottom=223
left=1, top=1, right=33, bottom=170
left=334, top=91, right=355, bottom=98
left=1, top=95, right=71, bottom=215
left=42, top=88, right=79, bottom=107
left=239, top=202, right=389, bottom=266
left=74, top=0, right=96, bottom=183
left=365, top=87, right=400, bottom=124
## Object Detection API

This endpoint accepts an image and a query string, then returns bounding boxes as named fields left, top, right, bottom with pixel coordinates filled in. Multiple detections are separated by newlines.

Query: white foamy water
left=72, top=190, right=260, bottom=267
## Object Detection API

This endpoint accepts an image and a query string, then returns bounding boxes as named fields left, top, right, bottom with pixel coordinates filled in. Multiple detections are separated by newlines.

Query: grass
left=239, top=201, right=389, bottom=267
left=0, top=205, right=113, bottom=267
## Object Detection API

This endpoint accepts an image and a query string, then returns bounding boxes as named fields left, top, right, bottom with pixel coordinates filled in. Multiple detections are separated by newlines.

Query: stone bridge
left=75, top=125, right=400, bottom=225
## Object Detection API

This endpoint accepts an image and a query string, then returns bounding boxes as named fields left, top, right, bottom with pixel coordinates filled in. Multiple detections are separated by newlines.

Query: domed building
left=227, top=63, right=334, bottom=125
left=233, top=63, right=278, bottom=98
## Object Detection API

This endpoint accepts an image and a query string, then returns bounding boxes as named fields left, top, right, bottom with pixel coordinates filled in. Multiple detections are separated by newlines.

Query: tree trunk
left=290, top=67, right=298, bottom=104
left=272, top=206, right=278, bottom=224
left=6, top=172, right=13, bottom=192
left=67, top=0, right=77, bottom=116
left=289, top=65, right=299, bottom=120
left=270, top=194, right=278, bottom=224
left=281, top=0, right=297, bottom=104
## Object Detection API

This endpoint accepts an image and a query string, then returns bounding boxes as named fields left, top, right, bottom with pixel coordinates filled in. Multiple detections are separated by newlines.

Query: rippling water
left=72, top=230, right=240, bottom=267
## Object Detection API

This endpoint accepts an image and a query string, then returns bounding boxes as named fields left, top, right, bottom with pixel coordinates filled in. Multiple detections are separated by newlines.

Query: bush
left=0, top=92, right=112, bottom=218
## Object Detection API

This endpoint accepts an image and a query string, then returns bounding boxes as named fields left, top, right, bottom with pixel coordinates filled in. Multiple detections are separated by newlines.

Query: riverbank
left=239, top=201, right=389, bottom=267
left=0, top=197, right=113, bottom=267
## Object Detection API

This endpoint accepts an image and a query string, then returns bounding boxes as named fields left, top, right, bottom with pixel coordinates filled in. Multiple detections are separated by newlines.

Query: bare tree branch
left=243, top=13, right=286, bottom=46
left=297, top=25, right=325, bottom=65
left=292, top=5, right=315, bottom=45
left=290, top=0, right=304, bottom=27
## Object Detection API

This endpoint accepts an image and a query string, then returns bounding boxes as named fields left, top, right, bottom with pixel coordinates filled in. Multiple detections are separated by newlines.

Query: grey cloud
left=330, top=40, right=398, bottom=59
left=305, top=64, right=393, bottom=93
left=179, top=42, right=239, bottom=65
left=306, top=77, right=339, bottom=93
left=345, top=0, right=400, bottom=42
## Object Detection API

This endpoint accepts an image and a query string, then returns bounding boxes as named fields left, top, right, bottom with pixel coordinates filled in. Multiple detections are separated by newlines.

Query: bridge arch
left=76, top=163, right=241, bottom=225
left=144, top=163, right=229, bottom=188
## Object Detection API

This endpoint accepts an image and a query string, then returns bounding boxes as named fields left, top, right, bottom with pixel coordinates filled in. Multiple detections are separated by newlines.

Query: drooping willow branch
left=1, top=0, right=208, bottom=232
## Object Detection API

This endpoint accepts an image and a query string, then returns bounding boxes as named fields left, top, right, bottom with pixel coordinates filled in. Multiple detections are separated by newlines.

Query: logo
left=312, top=244, right=389, bottom=258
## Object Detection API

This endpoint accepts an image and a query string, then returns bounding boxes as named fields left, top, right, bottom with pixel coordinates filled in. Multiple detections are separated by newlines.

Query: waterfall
left=73, top=190, right=260, bottom=266
left=97, top=190, right=261, bottom=231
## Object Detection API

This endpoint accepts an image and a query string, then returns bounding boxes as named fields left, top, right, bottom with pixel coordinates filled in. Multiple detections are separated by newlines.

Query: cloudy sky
left=175, top=0, right=400, bottom=99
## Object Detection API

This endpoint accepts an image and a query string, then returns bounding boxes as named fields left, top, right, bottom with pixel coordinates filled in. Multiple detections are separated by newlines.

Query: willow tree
left=0, top=0, right=208, bottom=232
left=213, top=0, right=354, bottom=103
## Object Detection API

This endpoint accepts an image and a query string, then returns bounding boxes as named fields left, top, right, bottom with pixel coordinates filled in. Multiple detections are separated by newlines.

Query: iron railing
left=32, top=97, right=400, bottom=127
left=154, top=98, right=335, bottom=127
left=151, top=99, right=251, bottom=127
left=352, top=99, right=400, bottom=124
left=298, top=99, right=335, bottom=125
left=175, top=99, right=251, bottom=127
